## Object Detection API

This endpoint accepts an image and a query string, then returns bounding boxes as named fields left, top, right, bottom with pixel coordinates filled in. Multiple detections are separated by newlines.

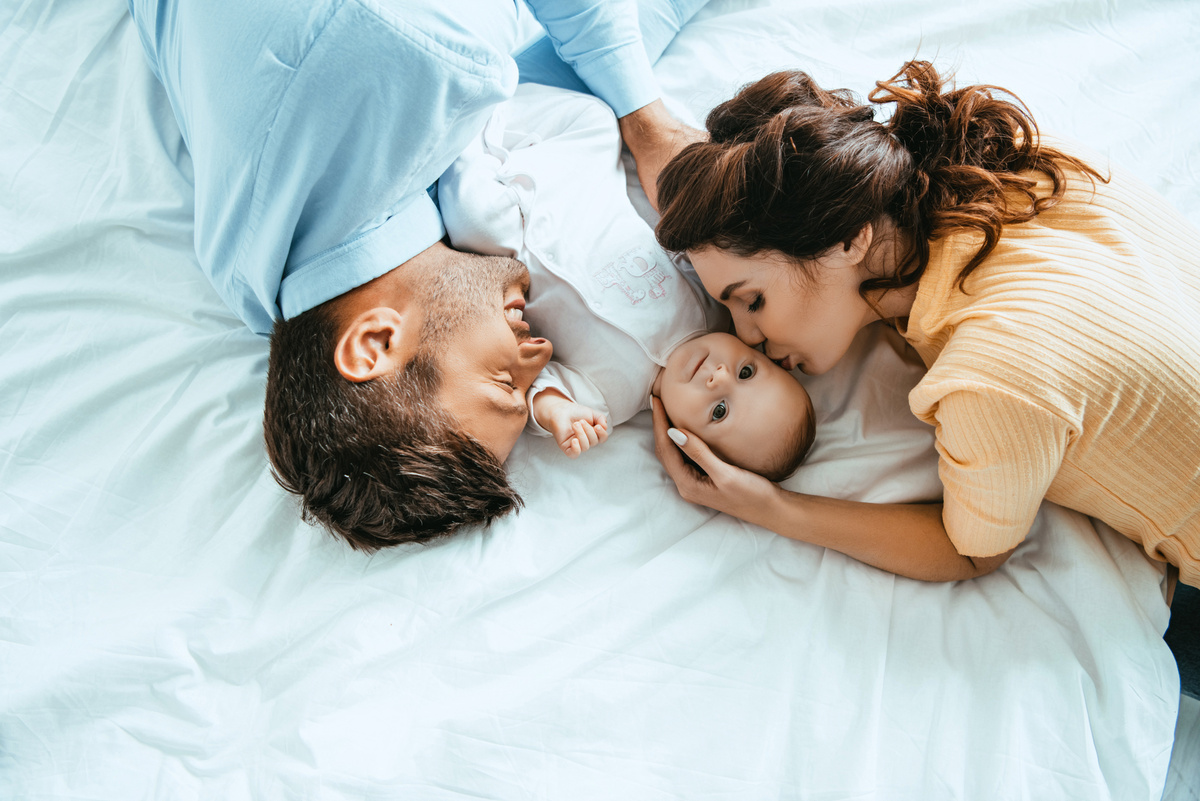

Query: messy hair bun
left=655, top=61, right=1101, bottom=294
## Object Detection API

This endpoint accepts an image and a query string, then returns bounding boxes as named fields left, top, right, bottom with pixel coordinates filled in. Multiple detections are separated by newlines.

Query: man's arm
left=619, top=99, right=705, bottom=210
left=518, top=0, right=708, bottom=208
left=522, top=0, right=661, bottom=117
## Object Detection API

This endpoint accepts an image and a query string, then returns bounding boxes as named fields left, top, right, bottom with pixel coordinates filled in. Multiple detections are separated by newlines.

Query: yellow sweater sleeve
left=924, top=384, right=1076, bottom=558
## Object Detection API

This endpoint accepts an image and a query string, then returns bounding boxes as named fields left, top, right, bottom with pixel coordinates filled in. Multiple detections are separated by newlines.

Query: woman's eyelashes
left=747, top=293, right=764, bottom=313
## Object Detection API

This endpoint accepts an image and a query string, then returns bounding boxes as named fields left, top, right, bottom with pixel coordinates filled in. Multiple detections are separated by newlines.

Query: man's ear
left=333, top=307, right=417, bottom=382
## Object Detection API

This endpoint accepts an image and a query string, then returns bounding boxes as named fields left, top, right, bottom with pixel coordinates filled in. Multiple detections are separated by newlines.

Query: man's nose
left=514, top=337, right=553, bottom=386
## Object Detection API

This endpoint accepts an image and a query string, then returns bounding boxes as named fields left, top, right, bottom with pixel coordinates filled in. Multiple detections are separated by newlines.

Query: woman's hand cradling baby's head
left=651, top=396, right=780, bottom=524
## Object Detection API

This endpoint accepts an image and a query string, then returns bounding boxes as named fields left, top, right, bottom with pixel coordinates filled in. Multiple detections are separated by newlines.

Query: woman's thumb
left=667, top=427, right=725, bottom=474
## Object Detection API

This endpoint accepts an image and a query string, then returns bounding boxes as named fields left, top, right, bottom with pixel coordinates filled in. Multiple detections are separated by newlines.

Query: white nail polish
left=667, top=428, right=687, bottom=447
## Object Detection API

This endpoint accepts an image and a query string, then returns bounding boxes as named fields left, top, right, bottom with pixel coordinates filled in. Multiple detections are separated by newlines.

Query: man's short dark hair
left=263, top=301, right=520, bottom=551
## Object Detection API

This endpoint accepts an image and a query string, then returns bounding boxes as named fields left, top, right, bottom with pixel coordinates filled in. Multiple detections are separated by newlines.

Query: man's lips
left=505, top=296, right=530, bottom=334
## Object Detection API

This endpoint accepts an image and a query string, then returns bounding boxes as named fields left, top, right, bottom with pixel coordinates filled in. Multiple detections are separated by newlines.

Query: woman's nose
left=731, top=314, right=764, bottom=347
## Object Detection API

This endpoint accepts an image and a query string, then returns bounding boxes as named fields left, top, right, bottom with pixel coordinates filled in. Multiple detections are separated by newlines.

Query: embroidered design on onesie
left=592, top=247, right=672, bottom=305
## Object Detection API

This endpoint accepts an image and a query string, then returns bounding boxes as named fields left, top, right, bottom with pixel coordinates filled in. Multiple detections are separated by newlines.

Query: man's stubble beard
left=415, top=251, right=531, bottom=350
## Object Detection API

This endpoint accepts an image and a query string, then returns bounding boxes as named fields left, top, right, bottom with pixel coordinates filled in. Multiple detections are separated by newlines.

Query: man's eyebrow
left=719, top=280, right=747, bottom=302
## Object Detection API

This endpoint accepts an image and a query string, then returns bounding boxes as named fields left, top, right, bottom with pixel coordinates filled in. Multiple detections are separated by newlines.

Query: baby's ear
left=333, top=307, right=417, bottom=382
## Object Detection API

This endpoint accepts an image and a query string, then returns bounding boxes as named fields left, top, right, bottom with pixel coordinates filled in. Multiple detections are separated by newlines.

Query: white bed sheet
left=2, top=1, right=1197, bottom=799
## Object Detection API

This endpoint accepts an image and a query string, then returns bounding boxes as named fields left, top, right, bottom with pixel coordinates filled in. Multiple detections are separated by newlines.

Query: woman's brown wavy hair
left=655, top=61, right=1103, bottom=295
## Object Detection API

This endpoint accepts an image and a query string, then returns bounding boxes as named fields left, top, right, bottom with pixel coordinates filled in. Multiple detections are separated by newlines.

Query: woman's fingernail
left=667, top=428, right=688, bottom=447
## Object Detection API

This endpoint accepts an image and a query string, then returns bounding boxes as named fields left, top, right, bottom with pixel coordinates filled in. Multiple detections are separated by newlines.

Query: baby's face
left=658, top=332, right=811, bottom=476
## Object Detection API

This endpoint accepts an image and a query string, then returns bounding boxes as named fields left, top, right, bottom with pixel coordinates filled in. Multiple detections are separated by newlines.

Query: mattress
left=2, top=0, right=1197, bottom=798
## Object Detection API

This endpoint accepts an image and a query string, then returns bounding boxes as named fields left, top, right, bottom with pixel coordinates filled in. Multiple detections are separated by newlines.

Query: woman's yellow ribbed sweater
left=902, top=153, right=1200, bottom=585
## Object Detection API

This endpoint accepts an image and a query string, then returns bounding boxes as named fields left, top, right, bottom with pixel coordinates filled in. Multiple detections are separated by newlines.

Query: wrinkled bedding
left=2, top=1, right=1197, bottom=798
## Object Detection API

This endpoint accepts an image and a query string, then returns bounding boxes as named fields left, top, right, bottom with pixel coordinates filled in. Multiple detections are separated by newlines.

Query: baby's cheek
left=660, top=400, right=692, bottom=431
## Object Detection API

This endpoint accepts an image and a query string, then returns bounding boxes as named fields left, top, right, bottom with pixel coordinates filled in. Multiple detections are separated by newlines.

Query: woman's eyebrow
left=719, top=280, right=747, bottom=301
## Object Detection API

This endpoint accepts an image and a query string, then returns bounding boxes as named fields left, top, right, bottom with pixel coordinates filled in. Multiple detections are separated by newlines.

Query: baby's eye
left=738, top=364, right=755, bottom=380
left=711, top=401, right=728, bottom=421
left=747, top=293, right=764, bottom=313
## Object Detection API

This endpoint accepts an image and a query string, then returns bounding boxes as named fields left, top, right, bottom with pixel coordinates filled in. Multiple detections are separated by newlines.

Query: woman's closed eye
left=747, top=293, right=764, bottom=313
left=710, top=400, right=728, bottom=421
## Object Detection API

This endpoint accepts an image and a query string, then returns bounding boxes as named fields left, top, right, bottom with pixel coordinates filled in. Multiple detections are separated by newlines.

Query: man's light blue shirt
left=129, top=0, right=667, bottom=334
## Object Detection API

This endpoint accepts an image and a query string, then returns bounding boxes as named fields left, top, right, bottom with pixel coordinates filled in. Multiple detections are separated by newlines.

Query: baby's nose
left=707, top=364, right=729, bottom=386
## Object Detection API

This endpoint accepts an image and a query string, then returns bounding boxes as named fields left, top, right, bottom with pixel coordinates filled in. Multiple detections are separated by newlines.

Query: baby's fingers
left=594, top=415, right=609, bottom=443
left=562, top=436, right=582, bottom=458
left=574, top=420, right=600, bottom=450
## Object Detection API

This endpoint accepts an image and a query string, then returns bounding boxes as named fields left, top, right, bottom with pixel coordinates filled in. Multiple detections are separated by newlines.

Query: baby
left=439, top=85, right=815, bottom=481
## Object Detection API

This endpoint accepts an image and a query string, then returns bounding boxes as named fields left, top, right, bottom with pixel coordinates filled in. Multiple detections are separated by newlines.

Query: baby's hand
left=531, top=390, right=609, bottom=459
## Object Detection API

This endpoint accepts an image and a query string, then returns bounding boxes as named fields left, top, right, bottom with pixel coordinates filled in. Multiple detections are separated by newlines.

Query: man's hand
left=618, top=99, right=706, bottom=211
left=532, top=390, right=609, bottom=459
left=651, top=396, right=779, bottom=522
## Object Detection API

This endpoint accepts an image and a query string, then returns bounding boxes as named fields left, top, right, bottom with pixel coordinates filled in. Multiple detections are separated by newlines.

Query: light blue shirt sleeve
left=129, top=0, right=521, bottom=334
left=516, top=0, right=709, bottom=113
left=127, top=0, right=681, bottom=334
left=523, top=0, right=660, bottom=118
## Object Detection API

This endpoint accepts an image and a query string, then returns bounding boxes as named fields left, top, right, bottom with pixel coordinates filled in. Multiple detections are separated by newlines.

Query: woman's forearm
left=648, top=399, right=1011, bottom=582
left=756, top=490, right=1012, bottom=582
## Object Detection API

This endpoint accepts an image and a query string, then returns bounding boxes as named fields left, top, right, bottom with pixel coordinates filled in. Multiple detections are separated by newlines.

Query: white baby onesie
left=438, top=84, right=725, bottom=433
